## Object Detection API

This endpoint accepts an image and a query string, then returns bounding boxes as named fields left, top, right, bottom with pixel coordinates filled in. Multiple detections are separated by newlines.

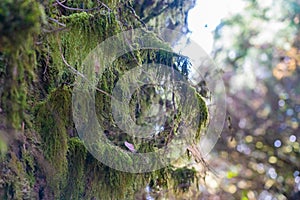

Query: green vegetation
left=0, top=0, right=209, bottom=199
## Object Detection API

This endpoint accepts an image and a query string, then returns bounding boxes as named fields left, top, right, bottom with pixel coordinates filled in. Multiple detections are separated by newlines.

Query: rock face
left=0, top=0, right=209, bottom=199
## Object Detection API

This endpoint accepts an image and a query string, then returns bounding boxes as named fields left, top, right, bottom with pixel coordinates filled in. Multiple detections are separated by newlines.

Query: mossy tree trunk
left=0, top=0, right=208, bottom=199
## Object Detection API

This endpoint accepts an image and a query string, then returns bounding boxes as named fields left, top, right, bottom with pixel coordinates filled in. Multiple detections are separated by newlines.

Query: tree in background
left=206, top=0, right=300, bottom=199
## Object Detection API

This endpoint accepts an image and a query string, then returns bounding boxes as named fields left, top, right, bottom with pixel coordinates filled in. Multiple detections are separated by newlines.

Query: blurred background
left=187, top=0, right=300, bottom=199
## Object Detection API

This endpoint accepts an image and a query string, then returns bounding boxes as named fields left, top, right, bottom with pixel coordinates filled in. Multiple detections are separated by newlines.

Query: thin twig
left=187, top=144, right=218, bottom=176
left=96, top=0, right=111, bottom=12
left=48, top=17, right=66, bottom=27
left=52, top=0, right=66, bottom=6
left=124, top=2, right=146, bottom=27
left=55, top=0, right=110, bottom=12
left=42, top=27, right=68, bottom=33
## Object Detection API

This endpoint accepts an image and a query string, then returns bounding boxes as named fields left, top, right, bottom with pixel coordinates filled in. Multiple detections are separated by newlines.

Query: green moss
left=150, top=167, right=172, bottom=189
left=7, top=153, right=24, bottom=200
left=1, top=47, right=36, bottom=129
left=21, top=148, right=36, bottom=187
left=195, top=92, right=209, bottom=140
left=171, top=167, right=196, bottom=192
left=0, top=0, right=44, bottom=129
left=0, top=0, right=45, bottom=49
left=78, top=153, right=148, bottom=200
left=61, top=12, right=94, bottom=28
left=0, top=134, right=7, bottom=161
left=35, top=86, right=72, bottom=197
left=1, top=0, right=206, bottom=198
left=1, top=152, right=33, bottom=200
left=42, top=9, right=120, bottom=93
left=63, top=137, right=87, bottom=199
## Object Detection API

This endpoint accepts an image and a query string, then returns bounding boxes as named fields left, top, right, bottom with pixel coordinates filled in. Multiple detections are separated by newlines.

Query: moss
left=195, top=92, right=209, bottom=140
left=1, top=152, right=33, bottom=200
left=7, top=152, right=24, bottom=200
left=1, top=0, right=204, bottom=199
left=41, top=9, right=120, bottom=93
left=77, top=153, right=148, bottom=200
left=0, top=0, right=45, bottom=129
left=1, top=37, right=40, bottom=129
left=171, top=167, right=196, bottom=192
left=0, top=134, right=7, bottom=161
left=61, top=12, right=94, bottom=26
left=0, top=0, right=45, bottom=49
left=149, top=167, right=172, bottom=189
left=1, top=51, right=27, bottom=129
left=63, top=137, right=87, bottom=199
left=35, top=86, right=72, bottom=197
left=21, top=148, right=36, bottom=187
left=38, top=29, right=207, bottom=199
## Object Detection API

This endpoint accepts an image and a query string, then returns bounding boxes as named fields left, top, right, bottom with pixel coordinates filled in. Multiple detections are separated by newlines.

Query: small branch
left=124, top=3, right=146, bottom=27
left=42, top=27, right=68, bottom=33
left=52, top=0, right=66, bottom=6
left=48, top=17, right=66, bottom=27
left=187, top=144, right=218, bottom=176
left=55, top=0, right=111, bottom=12
left=96, top=0, right=111, bottom=12
left=58, top=46, right=84, bottom=78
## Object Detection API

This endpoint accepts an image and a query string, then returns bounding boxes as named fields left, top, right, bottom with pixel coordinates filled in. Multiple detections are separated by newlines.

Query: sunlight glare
left=188, top=0, right=246, bottom=53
